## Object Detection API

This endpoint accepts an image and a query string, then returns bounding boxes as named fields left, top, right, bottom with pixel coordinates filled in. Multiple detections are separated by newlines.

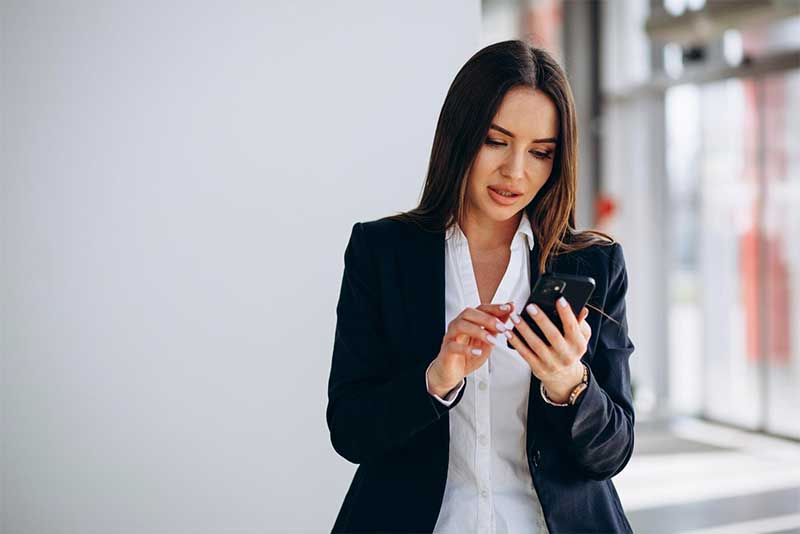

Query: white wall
left=0, top=2, right=480, bottom=532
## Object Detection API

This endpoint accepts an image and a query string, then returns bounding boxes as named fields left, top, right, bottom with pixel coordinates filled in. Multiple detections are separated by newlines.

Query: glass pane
left=666, top=83, right=704, bottom=415
left=699, top=77, right=762, bottom=429
left=763, top=68, right=800, bottom=439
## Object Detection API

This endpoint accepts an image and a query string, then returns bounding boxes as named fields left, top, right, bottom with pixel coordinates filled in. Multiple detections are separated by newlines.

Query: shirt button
left=479, top=381, right=488, bottom=391
left=479, top=434, right=488, bottom=446
left=480, top=488, right=489, bottom=498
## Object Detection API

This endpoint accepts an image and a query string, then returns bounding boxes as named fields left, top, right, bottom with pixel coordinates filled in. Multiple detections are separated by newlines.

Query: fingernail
left=471, top=348, right=482, bottom=355
left=486, top=333, right=497, bottom=344
left=495, top=322, right=507, bottom=332
left=499, top=304, right=510, bottom=311
left=503, top=331, right=512, bottom=340
left=558, top=297, right=567, bottom=308
left=510, top=312, right=521, bottom=324
left=504, top=319, right=514, bottom=330
left=527, top=303, right=538, bottom=315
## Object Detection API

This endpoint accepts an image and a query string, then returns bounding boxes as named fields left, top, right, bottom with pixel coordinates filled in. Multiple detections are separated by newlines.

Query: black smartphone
left=512, top=272, right=596, bottom=349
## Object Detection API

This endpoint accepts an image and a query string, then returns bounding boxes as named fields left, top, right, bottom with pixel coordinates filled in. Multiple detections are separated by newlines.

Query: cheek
left=471, top=150, right=496, bottom=176
left=534, top=160, right=555, bottom=183
left=523, top=164, right=554, bottom=199
left=467, top=153, right=494, bottom=186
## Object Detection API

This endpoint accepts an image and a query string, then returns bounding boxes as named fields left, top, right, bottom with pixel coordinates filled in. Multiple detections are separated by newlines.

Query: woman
left=326, top=40, right=635, bottom=533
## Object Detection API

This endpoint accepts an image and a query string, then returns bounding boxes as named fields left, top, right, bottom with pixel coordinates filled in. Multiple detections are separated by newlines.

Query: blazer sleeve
left=539, top=242, right=636, bottom=481
left=426, top=360, right=466, bottom=406
left=326, top=222, right=466, bottom=465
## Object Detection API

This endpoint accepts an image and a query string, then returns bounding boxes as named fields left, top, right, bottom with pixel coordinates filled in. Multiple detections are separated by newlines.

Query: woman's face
left=464, top=86, right=559, bottom=225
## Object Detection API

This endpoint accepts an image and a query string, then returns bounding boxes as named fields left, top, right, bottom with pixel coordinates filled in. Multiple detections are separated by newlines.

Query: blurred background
left=1, top=1, right=798, bottom=533
left=488, top=0, right=800, bottom=531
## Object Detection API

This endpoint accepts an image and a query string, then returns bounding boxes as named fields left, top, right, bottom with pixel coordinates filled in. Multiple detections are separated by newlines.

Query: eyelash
left=485, top=139, right=552, bottom=160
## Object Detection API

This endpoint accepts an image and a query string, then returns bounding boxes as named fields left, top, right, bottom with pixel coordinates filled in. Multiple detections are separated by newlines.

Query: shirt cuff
left=425, top=360, right=465, bottom=406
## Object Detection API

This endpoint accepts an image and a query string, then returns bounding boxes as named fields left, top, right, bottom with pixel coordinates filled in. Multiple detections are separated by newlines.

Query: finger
left=554, top=297, right=583, bottom=348
left=461, top=306, right=514, bottom=334
left=577, top=307, right=592, bottom=341
left=483, top=301, right=515, bottom=313
left=579, top=318, right=591, bottom=343
left=443, top=340, right=488, bottom=362
left=524, top=303, right=570, bottom=360
left=475, top=302, right=515, bottom=325
left=504, top=325, right=544, bottom=376
left=482, top=302, right=517, bottom=330
left=446, top=316, right=503, bottom=348
left=445, top=340, right=475, bottom=356
left=509, top=311, right=556, bottom=370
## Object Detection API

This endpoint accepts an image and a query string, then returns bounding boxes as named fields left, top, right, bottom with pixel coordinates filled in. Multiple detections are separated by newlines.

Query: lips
left=488, top=186, right=521, bottom=205
left=488, top=186, right=522, bottom=197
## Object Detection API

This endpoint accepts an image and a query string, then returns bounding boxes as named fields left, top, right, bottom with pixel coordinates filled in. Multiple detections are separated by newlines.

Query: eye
left=485, top=139, right=553, bottom=160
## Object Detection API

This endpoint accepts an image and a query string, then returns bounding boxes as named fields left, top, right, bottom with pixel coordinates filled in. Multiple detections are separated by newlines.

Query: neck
left=460, top=210, right=522, bottom=253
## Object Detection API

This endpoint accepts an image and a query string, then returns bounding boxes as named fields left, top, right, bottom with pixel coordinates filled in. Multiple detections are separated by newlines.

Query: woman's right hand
left=427, top=302, right=515, bottom=395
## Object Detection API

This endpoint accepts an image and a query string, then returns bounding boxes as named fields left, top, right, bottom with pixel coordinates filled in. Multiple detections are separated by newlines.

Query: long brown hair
left=387, top=40, right=615, bottom=275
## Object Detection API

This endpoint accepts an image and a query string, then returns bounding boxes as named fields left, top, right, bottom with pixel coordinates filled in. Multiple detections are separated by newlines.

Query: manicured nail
left=510, top=312, right=521, bottom=324
left=495, top=322, right=507, bottom=332
left=503, top=331, right=512, bottom=340
left=471, top=348, right=482, bottom=355
left=558, top=297, right=567, bottom=308
left=486, top=333, right=497, bottom=344
left=504, top=319, right=514, bottom=330
left=527, top=304, right=538, bottom=315
left=499, top=304, right=510, bottom=311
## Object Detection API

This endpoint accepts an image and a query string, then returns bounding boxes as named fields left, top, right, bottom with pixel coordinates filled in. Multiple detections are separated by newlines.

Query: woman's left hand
left=506, top=298, right=591, bottom=400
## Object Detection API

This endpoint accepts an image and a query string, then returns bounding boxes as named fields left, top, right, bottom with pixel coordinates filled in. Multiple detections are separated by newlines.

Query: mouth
left=488, top=186, right=521, bottom=205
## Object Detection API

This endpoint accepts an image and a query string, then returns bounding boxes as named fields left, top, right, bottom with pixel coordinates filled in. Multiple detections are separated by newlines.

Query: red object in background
left=763, top=75, right=791, bottom=366
left=595, top=195, right=616, bottom=227
left=766, top=236, right=791, bottom=364
left=740, top=227, right=760, bottom=363
left=740, top=79, right=761, bottom=364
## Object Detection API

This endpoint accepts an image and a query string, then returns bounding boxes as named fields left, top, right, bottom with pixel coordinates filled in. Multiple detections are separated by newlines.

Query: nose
left=500, top=150, right=525, bottom=180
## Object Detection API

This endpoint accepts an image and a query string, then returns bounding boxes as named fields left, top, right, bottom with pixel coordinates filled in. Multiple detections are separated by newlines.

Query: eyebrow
left=489, top=123, right=557, bottom=144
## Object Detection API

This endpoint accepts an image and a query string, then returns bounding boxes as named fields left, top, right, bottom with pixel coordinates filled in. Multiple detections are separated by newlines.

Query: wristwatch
left=540, top=363, right=589, bottom=407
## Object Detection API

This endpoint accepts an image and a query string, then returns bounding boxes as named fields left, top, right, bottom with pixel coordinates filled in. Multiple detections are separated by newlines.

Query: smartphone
left=512, top=272, right=596, bottom=349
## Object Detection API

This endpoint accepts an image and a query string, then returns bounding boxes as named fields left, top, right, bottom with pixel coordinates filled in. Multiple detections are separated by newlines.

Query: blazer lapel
left=396, top=225, right=446, bottom=368
left=527, top=240, right=546, bottom=455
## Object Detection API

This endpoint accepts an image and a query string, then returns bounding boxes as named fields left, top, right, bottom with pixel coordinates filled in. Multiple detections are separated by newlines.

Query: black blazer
left=327, top=217, right=636, bottom=533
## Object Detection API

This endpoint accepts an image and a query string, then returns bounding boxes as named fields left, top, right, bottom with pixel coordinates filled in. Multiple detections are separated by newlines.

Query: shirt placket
left=481, top=245, right=523, bottom=534
left=454, top=241, right=492, bottom=534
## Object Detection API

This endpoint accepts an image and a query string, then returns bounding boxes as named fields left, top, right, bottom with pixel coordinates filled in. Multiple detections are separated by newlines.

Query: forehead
left=492, top=86, right=559, bottom=139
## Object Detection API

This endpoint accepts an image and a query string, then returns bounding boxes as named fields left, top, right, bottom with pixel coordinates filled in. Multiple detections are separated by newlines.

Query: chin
left=484, top=203, right=519, bottom=220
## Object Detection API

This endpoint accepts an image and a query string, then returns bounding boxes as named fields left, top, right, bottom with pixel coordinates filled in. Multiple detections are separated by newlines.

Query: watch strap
left=540, top=362, right=589, bottom=407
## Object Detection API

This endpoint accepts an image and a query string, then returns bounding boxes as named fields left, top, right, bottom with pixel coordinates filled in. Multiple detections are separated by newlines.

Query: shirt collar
left=446, top=211, right=535, bottom=251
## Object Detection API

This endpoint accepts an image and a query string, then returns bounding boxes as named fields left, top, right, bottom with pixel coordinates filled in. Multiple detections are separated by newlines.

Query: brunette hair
left=387, top=39, right=615, bottom=275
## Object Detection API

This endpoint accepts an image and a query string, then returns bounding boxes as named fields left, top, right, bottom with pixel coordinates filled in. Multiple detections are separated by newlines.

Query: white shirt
left=425, top=211, right=550, bottom=534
